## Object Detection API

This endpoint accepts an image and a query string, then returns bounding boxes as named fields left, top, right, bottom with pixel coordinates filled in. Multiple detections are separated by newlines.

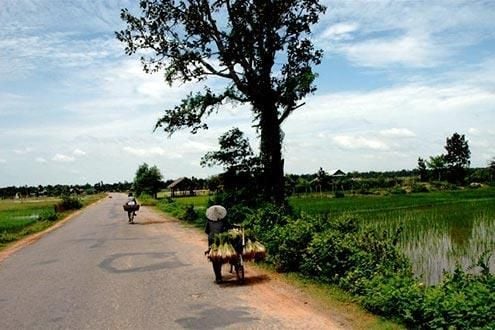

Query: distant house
left=330, top=170, right=346, bottom=193
left=167, top=177, right=195, bottom=197
left=331, top=169, right=346, bottom=177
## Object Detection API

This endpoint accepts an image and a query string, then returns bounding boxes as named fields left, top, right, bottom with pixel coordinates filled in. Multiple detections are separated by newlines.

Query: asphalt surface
left=0, top=193, right=341, bottom=329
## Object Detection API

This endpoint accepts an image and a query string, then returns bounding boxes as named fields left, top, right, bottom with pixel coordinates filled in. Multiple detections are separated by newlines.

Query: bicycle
left=123, top=203, right=140, bottom=224
left=229, top=224, right=245, bottom=283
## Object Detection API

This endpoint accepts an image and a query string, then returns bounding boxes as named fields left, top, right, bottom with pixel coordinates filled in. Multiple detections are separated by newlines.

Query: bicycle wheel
left=235, top=256, right=245, bottom=283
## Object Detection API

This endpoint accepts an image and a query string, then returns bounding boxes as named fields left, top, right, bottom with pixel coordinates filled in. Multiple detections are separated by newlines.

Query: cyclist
left=126, top=192, right=138, bottom=223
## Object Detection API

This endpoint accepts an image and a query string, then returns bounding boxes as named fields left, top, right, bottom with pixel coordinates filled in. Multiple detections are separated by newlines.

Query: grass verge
left=0, top=194, right=105, bottom=251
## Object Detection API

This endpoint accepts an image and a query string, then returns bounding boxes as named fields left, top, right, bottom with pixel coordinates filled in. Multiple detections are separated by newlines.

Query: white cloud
left=122, top=146, right=183, bottom=159
left=321, top=22, right=359, bottom=41
left=52, top=154, right=75, bottom=162
left=35, top=157, right=47, bottom=163
left=0, top=159, right=6, bottom=164
left=13, top=147, right=33, bottom=155
left=317, top=0, right=495, bottom=68
left=468, top=128, right=481, bottom=136
left=380, top=128, right=416, bottom=138
left=337, top=34, right=443, bottom=68
left=73, top=148, right=86, bottom=156
left=333, top=135, right=389, bottom=151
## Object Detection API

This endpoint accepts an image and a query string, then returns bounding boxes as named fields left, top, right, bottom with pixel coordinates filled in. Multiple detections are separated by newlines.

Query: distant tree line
left=0, top=182, right=133, bottom=199
left=4, top=132, right=493, bottom=200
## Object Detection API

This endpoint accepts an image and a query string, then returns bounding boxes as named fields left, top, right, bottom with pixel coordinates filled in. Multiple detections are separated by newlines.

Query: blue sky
left=1, top=0, right=494, bottom=186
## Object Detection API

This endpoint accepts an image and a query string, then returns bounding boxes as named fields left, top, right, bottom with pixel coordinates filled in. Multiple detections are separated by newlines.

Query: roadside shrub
left=390, top=186, right=407, bottom=194
left=181, top=204, right=198, bottom=222
left=362, top=273, right=425, bottom=327
left=360, top=257, right=495, bottom=329
left=300, top=226, right=355, bottom=282
left=269, top=217, right=316, bottom=272
left=431, top=181, right=458, bottom=190
left=226, top=205, right=254, bottom=225
left=38, top=209, right=58, bottom=221
left=341, top=228, right=411, bottom=294
left=422, top=264, right=495, bottom=329
left=300, top=215, right=411, bottom=295
left=245, top=204, right=289, bottom=239
left=55, top=195, right=82, bottom=212
left=138, top=193, right=157, bottom=206
left=410, top=183, right=429, bottom=193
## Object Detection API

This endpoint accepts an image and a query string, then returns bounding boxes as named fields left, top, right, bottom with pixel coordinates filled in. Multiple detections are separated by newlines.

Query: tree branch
left=278, top=102, right=305, bottom=124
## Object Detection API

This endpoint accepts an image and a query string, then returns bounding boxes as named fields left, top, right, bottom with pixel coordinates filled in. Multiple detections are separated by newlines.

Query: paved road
left=0, top=193, right=342, bottom=329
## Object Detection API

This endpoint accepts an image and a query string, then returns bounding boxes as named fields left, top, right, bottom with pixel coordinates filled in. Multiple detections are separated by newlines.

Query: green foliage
left=55, top=195, right=83, bottom=212
left=38, top=209, right=58, bottom=221
left=489, top=158, right=495, bottom=180
left=422, top=266, right=495, bottom=329
left=0, top=195, right=103, bottom=248
left=389, top=186, right=407, bottom=195
left=201, top=128, right=256, bottom=171
left=138, top=193, right=157, bottom=206
left=445, top=133, right=471, bottom=169
left=246, top=204, right=289, bottom=236
left=361, top=274, right=425, bottom=326
left=133, top=163, right=163, bottom=198
left=182, top=204, right=198, bottom=222
left=202, top=128, right=263, bottom=209
left=409, top=182, right=429, bottom=193
left=240, top=203, right=495, bottom=328
left=417, top=157, right=428, bottom=181
left=427, top=154, right=446, bottom=181
left=269, top=215, right=319, bottom=272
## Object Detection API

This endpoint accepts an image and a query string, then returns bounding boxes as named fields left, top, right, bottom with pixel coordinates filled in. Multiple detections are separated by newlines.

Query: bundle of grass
left=208, top=242, right=237, bottom=264
left=208, top=229, right=267, bottom=263
left=208, top=232, right=238, bottom=264
left=243, top=239, right=266, bottom=261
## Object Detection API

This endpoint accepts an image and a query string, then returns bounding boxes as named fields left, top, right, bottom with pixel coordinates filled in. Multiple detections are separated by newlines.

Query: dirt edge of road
left=0, top=195, right=107, bottom=264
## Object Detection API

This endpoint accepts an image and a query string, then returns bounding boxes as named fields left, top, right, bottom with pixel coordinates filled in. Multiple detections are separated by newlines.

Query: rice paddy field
left=169, top=187, right=495, bottom=284
left=0, top=195, right=103, bottom=249
left=292, top=187, right=495, bottom=284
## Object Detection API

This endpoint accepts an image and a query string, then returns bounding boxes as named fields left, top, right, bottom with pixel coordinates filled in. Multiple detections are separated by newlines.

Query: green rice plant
left=289, top=187, right=495, bottom=284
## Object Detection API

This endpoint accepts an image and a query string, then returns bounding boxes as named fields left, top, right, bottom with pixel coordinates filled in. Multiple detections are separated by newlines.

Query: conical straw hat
left=206, top=205, right=227, bottom=221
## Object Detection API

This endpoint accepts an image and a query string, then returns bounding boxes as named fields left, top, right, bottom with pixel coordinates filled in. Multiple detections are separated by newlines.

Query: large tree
left=444, top=132, right=470, bottom=183
left=201, top=127, right=261, bottom=207
left=490, top=157, right=495, bottom=181
left=133, top=163, right=163, bottom=198
left=417, top=157, right=428, bottom=181
left=116, top=0, right=326, bottom=205
left=200, top=127, right=257, bottom=173
left=427, top=154, right=446, bottom=181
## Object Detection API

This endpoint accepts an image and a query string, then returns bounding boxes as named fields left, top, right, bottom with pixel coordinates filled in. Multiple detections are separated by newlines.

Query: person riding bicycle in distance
left=126, top=192, right=138, bottom=223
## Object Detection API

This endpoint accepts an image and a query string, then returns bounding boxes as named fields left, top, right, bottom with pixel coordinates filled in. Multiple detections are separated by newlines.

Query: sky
left=1, top=0, right=494, bottom=187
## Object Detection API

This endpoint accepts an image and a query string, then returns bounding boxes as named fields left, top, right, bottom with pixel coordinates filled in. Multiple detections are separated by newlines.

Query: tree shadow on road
left=176, top=304, right=260, bottom=329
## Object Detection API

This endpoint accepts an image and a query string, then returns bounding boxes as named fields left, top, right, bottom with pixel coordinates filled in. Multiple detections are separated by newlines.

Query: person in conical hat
left=205, top=205, right=229, bottom=283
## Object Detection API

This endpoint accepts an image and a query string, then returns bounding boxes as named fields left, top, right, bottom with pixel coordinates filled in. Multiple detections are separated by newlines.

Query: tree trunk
left=258, top=101, right=285, bottom=205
